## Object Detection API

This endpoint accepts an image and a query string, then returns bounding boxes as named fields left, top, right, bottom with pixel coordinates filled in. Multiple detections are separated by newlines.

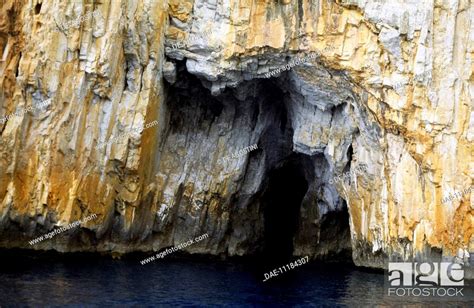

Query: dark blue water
left=0, top=252, right=472, bottom=306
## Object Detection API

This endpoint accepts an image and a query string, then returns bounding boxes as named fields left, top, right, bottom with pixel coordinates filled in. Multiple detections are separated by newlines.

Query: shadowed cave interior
left=163, top=61, right=352, bottom=263
left=262, top=154, right=310, bottom=261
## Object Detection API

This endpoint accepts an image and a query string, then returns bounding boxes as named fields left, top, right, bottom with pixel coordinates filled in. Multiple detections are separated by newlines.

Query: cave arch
left=161, top=60, right=356, bottom=264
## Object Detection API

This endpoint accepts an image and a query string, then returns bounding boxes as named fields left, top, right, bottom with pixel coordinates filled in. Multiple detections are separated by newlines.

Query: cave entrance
left=262, top=154, right=310, bottom=262
left=162, top=59, right=355, bottom=265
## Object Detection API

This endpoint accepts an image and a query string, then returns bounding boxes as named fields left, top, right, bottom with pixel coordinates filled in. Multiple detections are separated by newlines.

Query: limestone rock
left=0, top=0, right=472, bottom=277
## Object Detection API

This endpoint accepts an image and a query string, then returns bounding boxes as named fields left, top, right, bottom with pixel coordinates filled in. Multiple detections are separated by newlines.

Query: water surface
left=0, top=251, right=472, bottom=306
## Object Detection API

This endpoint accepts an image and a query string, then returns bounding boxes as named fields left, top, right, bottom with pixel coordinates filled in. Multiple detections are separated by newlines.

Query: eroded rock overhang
left=163, top=40, right=386, bottom=260
left=162, top=0, right=473, bottom=268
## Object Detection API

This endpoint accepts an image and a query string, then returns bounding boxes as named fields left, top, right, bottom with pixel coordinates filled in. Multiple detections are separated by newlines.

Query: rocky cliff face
left=0, top=0, right=472, bottom=271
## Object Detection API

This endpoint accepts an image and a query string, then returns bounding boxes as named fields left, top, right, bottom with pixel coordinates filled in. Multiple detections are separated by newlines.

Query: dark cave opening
left=163, top=59, right=354, bottom=266
left=316, top=205, right=353, bottom=261
left=262, top=155, right=309, bottom=262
